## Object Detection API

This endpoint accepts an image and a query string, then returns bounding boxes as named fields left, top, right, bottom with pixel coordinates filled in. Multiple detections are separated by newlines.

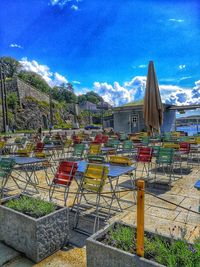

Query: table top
left=194, top=180, right=200, bottom=190
left=76, top=160, right=135, bottom=178
left=0, top=156, right=47, bottom=165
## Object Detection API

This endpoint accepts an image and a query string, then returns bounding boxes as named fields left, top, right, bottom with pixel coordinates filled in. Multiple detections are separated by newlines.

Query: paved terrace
left=1, top=155, right=199, bottom=267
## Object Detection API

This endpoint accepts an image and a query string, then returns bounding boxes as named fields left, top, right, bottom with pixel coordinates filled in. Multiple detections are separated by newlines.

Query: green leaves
left=5, top=196, right=56, bottom=218
left=102, top=224, right=200, bottom=267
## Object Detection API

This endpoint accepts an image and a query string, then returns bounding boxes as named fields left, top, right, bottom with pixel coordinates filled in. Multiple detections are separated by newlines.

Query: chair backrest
left=163, top=142, right=180, bottom=149
left=179, top=142, right=190, bottom=153
left=157, top=148, right=174, bottom=164
left=137, top=147, right=153, bottom=163
left=0, top=141, right=6, bottom=149
left=87, top=155, right=105, bottom=164
left=73, top=144, right=85, bottom=157
left=102, top=135, right=109, bottom=143
left=89, top=144, right=101, bottom=155
left=26, top=143, right=35, bottom=152
left=43, top=136, right=51, bottom=144
left=123, top=140, right=133, bottom=150
left=82, top=164, right=109, bottom=193
left=105, top=139, right=119, bottom=148
left=119, top=133, right=127, bottom=141
left=109, top=156, right=132, bottom=166
left=35, top=142, right=44, bottom=152
left=53, top=161, right=78, bottom=186
left=0, top=158, right=15, bottom=174
left=141, top=136, right=150, bottom=145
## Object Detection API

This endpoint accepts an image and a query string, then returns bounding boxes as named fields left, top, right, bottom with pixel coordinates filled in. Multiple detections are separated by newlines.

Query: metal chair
left=109, top=155, right=132, bottom=166
left=89, top=144, right=101, bottom=155
left=72, top=143, right=85, bottom=160
left=73, top=164, right=109, bottom=233
left=49, top=161, right=78, bottom=206
left=16, top=142, right=35, bottom=157
left=136, top=147, right=153, bottom=179
left=154, top=147, right=174, bottom=184
left=120, top=140, right=134, bottom=156
left=0, top=158, right=16, bottom=199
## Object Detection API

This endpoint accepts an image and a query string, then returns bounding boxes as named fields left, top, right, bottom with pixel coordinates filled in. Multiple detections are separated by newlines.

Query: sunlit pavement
left=1, top=158, right=199, bottom=267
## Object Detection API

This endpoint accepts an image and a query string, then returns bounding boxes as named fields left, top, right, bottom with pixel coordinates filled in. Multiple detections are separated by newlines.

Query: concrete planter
left=86, top=221, right=167, bottom=267
left=0, top=195, right=69, bottom=263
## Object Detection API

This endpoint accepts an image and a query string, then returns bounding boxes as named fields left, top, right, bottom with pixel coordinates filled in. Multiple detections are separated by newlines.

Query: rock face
left=2, top=78, right=74, bottom=131
left=14, top=98, right=50, bottom=130
left=0, top=197, right=69, bottom=263
left=6, top=77, right=50, bottom=105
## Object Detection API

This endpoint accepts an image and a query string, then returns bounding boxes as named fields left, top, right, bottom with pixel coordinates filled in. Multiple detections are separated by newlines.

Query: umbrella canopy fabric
left=143, top=61, right=163, bottom=135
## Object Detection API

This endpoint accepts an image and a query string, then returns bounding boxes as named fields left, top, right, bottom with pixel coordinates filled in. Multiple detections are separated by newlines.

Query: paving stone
left=2, top=257, right=33, bottom=267
left=0, top=243, right=19, bottom=266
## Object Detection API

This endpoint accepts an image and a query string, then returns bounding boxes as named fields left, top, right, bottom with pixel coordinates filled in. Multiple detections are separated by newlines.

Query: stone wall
left=5, top=78, right=50, bottom=104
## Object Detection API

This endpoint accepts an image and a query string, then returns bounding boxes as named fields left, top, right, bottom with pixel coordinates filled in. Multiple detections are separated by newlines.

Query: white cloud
left=169, top=18, right=184, bottom=23
left=9, top=43, right=23, bottom=49
left=50, top=0, right=72, bottom=6
left=72, top=80, right=81, bottom=85
left=93, top=74, right=200, bottom=107
left=19, top=57, right=68, bottom=87
left=71, top=4, right=78, bottom=10
left=138, top=65, right=147, bottom=69
left=179, top=64, right=186, bottom=70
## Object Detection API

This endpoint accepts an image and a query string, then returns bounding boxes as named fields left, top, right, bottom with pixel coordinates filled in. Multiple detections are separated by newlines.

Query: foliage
left=18, top=71, right=51, bottom=94
left=0, top=56, right=21, bottom=78
left=5, top=195, right=56, bottom=218
left=78, top=91, right=103, bottom=105
left=52, top=85, right=77, bottom=103
left=102, top=224, right=200, bottom=267
left=7, top=92, right=19, bottom=110
left=54, top=123, right=72, bottom=129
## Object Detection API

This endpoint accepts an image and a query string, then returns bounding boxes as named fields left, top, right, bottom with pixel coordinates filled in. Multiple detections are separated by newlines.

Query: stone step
left=0, top=243, right=19, bottom=267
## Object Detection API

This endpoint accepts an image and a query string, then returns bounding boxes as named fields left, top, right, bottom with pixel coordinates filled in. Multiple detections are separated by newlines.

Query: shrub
left=5, top=196, right=56, bottom=218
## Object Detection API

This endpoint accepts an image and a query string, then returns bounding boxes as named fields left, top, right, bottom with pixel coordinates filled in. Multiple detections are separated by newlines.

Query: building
left=113, top=103, right=176, bottom=134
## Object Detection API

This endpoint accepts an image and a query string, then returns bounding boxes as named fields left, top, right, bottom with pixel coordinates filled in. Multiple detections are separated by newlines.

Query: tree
left=78, top=94, right=87, bottom=104
left=7, top=92, right=19, bottom=110
left=0, top=56, right=21, bottom=78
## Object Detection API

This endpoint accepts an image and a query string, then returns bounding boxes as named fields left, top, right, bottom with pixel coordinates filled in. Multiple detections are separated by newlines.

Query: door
left=131, top=114, right=139, bottom=133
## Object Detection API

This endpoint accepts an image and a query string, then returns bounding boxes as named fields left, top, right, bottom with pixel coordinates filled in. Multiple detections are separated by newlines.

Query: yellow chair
left=89, top=144, right=101, bottom=155
left=109, top=156, right=132, bottom=166
left=17, top=143, right=35, bottom=157
left=74, top=164, right=109, bottom=233
left=163, top=143, right=180, bottom=149
left=195, top=137, right=200, bottom=144
left=0, top=141, right=6, bottom=153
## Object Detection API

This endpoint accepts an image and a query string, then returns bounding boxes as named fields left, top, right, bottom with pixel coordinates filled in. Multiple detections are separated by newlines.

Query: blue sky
left=0, top=0, right=200, bottom=113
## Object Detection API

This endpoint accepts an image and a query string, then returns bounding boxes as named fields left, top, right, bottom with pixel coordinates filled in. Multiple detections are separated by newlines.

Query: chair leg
left=93, top=194, right=101, bottom=233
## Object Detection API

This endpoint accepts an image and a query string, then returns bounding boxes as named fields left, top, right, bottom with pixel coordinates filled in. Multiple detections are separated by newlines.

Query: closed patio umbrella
left=143, top=61, right=163, bottom=136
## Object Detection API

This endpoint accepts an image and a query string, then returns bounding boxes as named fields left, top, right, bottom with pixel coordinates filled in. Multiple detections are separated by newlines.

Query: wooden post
left=136, top=179, right=145, bottom=257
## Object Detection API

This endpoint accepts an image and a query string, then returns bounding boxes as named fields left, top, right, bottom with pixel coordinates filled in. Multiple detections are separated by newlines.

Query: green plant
left=101, top=224, right=200, bottom=267
left=5, top=196, right=56, bottom=218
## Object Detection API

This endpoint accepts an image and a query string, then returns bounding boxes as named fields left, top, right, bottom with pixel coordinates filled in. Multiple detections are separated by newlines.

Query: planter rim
left=0, top=194, right=67, bottom=221
left=86, top=220, right=188, bottom=267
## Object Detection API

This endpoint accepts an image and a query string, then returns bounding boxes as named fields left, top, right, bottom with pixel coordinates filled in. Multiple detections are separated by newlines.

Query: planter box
left=86, top=221, right=167, bottom=267
left=0, top=195, right=69, bottom=263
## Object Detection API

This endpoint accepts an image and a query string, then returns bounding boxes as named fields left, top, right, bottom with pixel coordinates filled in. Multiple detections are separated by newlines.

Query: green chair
left=120, top=140, right=134, bottom=156
left=154, top=148, right=174, bottom=184
left=72, top=143, right=85, bottom=159
left=0, top=158, right=16, bottom=199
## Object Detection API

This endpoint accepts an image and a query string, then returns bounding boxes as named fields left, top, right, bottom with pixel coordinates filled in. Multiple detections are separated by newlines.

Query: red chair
left=136, top=147, right=153, bottom=179
left=93, top=133, right=103, bottom=144
left=49, top=161, right=78, bottom=206
left=179, top=142, right=190, bottom=165
left=102, top=135, right=109, bottom=143
left=35, top=141, right=44, bottom=152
